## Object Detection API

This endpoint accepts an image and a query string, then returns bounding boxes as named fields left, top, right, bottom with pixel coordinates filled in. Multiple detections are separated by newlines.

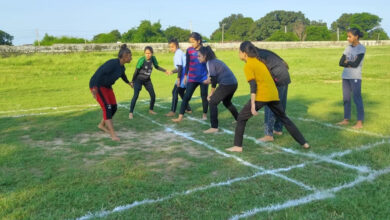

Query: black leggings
left=179, top=82, right=209, bottom=115
left=171, top=84, right=191, bottom=113
left=209, top=84, right=238, bottom=128
left=130, top=79, right=155, bottom=113
left=234, top=100, right=306, bottom=147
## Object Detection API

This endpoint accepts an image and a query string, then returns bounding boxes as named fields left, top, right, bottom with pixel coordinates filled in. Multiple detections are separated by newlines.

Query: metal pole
left=222, top=23, right=225, bottom=43
left=337, top=28, right=340, bottom=41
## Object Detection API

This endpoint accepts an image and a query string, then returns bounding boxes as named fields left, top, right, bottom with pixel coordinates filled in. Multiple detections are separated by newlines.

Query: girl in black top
left=129, top=46, right=169, bottom=119
left=89, top=44, right=132, bottom=141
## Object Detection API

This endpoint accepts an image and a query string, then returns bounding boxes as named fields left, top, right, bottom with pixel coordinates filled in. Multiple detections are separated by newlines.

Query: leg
left=104, top=119, right=120, bottom=141
left=351, top=79, right=364, bottom=129
left=144, top=80, right=156, bottom=114
left=172, top=82, right=198, bottom=122
left=221, top=84, right=239, bottom=121
left=338, top=79, right=352, bottom=125
left=167, top=84, right=179, bottom=116
left=200, top=83, right=209, bottom=120
left=267, top=102, right=309, bottom=148
left=129, top=80, right=142, bottom=118
left=96, top=87, right=119, bottom=141
left=178, top=87, right=192, bottom=112
left=227, top=100, right=265, bottom=152
left=273, top=85, right=288, bottom=134
left=262, top=106, right=275, bottom=141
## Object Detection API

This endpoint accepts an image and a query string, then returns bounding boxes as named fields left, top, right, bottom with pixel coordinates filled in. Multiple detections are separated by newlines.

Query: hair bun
left=121, top=44, right=127, bottom=49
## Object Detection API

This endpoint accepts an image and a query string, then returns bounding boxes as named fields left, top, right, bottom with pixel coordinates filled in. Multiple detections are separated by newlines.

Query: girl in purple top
left=172, top=32, right=209, bottom=123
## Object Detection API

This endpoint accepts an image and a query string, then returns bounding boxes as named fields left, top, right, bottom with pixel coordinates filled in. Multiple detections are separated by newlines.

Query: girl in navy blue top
left=89, top=44, right=132, bottom=141
left=198, top=46, right=239, bottom=133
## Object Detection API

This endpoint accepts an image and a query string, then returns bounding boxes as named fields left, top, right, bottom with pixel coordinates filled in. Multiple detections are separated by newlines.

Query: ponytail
left=347, top=28, right=364, bottom=39
left=118, top=44, right=131, bottom=58
left=199, top=46, right=216, bottom=62
left=239, top=41, right=258, bottom=58
left=189, top=32, right=203, bottom=46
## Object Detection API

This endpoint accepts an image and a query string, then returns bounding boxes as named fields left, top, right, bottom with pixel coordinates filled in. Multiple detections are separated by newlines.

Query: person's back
left=207, top=59, right=237, bottom=86
left=256, top=48, right=291, bottom=86
left=245, top=57, right=279, bottom=102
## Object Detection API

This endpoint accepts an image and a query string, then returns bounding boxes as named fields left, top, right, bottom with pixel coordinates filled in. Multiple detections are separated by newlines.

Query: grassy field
left=0, top=46, right=390, bottom=219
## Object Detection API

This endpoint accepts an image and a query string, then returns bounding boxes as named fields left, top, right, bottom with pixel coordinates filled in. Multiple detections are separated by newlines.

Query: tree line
left=1, top=11, right=388, bottom=46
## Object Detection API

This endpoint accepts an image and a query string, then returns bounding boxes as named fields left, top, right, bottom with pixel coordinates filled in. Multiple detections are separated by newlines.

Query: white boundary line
left=229, top=167, right=390, bottom=220
left=124, top=105, right=315, bottom=191
left=74, top=102, right=388, bottom=219
left=232, top=102, right=390, bottom=138
left=0, top=104, right=99, bottom=114
left=150, top=101, right=379, bottom=173
left=76, top=164, right=306, bottom=220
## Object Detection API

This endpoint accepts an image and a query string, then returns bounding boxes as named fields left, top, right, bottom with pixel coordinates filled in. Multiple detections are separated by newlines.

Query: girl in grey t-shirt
left=337, top=28, right=366, bottom=129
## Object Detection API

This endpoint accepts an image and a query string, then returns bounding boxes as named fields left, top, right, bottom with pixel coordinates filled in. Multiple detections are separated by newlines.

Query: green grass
left=0, top=47, right=390, bottom=219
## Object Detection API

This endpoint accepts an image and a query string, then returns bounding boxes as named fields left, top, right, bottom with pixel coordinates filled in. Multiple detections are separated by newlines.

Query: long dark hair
left=118, top=44, right=131, bottom=58
left=189, top=32, right=203, bottom=46
left=144, top=46, right=154, bottom=54
left=347, top=28, right=364, bottom=39
left=198, top=46, right=216, bottom=62
left=239, top=41, right=258, bottom=58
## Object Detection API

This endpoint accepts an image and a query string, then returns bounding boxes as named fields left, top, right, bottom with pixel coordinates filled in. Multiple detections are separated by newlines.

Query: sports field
left=1, top=46, right=390, bottom=219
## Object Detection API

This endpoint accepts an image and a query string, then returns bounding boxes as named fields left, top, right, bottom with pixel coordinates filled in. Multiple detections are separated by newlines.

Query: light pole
left=221, top=23, right=225, bottom=43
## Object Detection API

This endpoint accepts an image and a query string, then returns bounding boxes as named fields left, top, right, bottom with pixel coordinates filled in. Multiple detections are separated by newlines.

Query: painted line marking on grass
left=76, top=163, right=309, bottom=220
left=0, top=109, right=94, bottom=118
left=0, top=104, right=99, bottom=114
left=229, top=166, right=390, bottom=220
left=134, top=111, right=314, bottom=191
left=156, top=103, right=373, bottom=174
left=120, top=103, right=314, bottom=191
left=232, top=102, right=389, bottom=138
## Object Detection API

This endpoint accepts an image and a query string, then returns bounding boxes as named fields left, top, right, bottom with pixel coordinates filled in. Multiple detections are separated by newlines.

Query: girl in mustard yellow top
left=226, top=41, right=309, bottom=152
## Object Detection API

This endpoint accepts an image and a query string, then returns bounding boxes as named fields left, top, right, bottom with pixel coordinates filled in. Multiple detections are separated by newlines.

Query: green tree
left=266, top=31, right=299, bottom=41
left=93, top=29, right=121, bottom=43
left=164, top=26, right=191, bottom=42
left=250, top=10, right=310, bottom=40
left=367, top=28, right=389, bottom=40
left=0, top=30, right=14, bottom=45
left=305, top=26, right=331, bottom=41
left=132, top=20, right=166, bottom=43
left=225, top=17, right=254, bottom=41
left=35, top=33, right=86, bottom=46
left=121, top=28, right=137, bottom=42
left=210, top=14, right=244, bottom=41
left=331, top=13, right=352, bottom=32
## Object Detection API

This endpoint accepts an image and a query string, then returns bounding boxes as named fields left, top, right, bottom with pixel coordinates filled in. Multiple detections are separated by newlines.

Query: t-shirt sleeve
left=174, top=52, right=183, bottom=66
left=358, top=45, right=366, bottom=54
left=208, top=61, right=216, bottom=77
left=244, top=63, right=255, bottom=82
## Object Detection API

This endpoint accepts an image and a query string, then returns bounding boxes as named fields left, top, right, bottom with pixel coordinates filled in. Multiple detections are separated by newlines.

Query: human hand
left=251, top=104, right=258, bottom=116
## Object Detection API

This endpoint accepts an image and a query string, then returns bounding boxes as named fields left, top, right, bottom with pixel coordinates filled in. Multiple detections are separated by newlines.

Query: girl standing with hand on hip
left=337, top=28, right=366, bottom=129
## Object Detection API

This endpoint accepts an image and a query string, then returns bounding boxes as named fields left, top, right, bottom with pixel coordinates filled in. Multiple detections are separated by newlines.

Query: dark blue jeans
left=179, top=82, right=209, bottom=115
left=342, top=79, right=364, bottom=121
left=264, top=85, right=288, bottom=136
left=170, top=84, right=191, bottom=113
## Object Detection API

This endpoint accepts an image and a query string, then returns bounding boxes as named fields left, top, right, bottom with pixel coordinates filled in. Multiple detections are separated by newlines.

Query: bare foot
left=337, top=119, right=349, bottom=125
left=352, top=121, right=363, bottom=129
left=172, top=118, right=182, bottom=123
left=149, top=110, right=157, bottom=115
left=273, top=131, right=283, bottom=136
left=185, top=110, right=192, bottom=114
left=226, top=146, right=243, bottom=152
left=129, top=113, right=133, bottom=119
left=302, top=143, right=310, bottom=149
left=203, top=128, right=219, bottom=134
left=111, top=136, right=120, bottom=141
left=202, top=113, right=207, bottom=120
left=98, top=124, right=110, bottom=133
left=258, top=135, right=274, bottom=142
left=165, top=111, right=175, bottom=117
